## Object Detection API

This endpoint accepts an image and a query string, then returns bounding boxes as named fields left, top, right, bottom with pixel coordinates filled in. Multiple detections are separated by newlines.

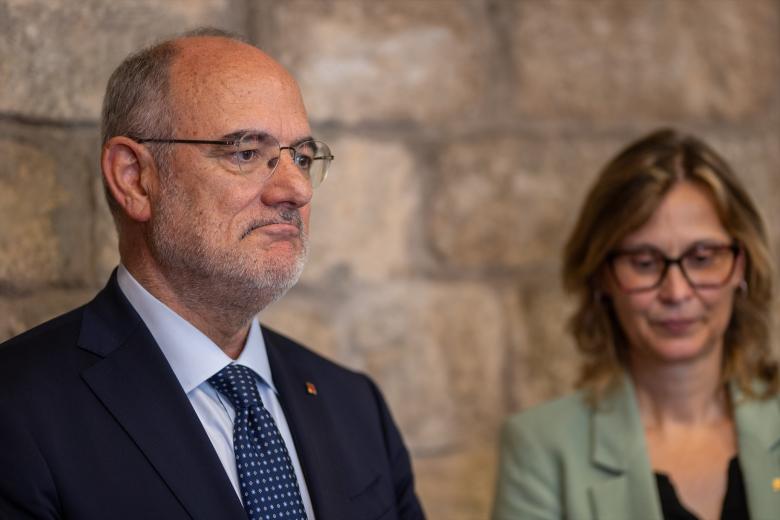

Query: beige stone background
left=2, top=0, right=780, bottom=518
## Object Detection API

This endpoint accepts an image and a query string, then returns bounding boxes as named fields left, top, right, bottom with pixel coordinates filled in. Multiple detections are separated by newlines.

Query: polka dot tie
left=208, top=364, right=307, bottom=520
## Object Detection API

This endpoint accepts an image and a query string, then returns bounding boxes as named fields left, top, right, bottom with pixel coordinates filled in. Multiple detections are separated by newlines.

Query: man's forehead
left=167, top=37, right=309, bottom=138
left=171, top=37, right=295, bottom=92
left=180, top=37, right=267, bottom=63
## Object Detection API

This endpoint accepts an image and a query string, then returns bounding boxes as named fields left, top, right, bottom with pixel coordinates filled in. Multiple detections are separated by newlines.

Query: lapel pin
left=305, top=382, right=318, bottom=396
left=773, top=478, right=780, bottom=492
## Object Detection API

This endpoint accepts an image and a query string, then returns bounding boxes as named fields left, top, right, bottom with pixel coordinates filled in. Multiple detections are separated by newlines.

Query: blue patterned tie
left=208, top=364, right=307, bottom=520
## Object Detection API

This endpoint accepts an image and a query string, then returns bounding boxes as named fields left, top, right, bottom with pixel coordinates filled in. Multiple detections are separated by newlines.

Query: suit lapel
left=588, top=376, right=663, bottom=520
left=264, top=330, right=354, bottom=520
left=732, top=384, right=780, bottom=519
left=590, top=378, right=780, bottom=520
left=78, top=276, right=246, bottom=520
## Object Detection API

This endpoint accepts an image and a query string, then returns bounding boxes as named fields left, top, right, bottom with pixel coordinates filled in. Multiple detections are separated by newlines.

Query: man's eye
left=234, top=149, right=259, bottom=163
left=294, top=154, right=312, bottom=169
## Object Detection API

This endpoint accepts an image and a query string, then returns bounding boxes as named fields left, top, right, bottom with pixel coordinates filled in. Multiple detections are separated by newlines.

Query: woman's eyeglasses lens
left=610, top=244, right=738, bottom=291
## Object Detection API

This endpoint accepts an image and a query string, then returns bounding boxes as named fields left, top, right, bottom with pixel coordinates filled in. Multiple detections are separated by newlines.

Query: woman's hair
left=563, top=128, right=776, bottom=401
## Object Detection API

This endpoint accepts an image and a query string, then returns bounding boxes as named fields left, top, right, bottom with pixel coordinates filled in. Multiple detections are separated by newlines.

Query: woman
left=492, top=129, right=778, bottom=520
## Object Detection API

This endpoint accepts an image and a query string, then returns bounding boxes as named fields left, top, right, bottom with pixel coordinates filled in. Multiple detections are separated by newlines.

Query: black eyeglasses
left=607, top=242, right=740, bottom=292
left=133, top=132, right=334, bottom=188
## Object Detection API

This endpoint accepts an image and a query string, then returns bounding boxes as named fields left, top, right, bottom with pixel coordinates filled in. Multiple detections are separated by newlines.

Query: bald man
left=0, top=29, right=425, bottom=520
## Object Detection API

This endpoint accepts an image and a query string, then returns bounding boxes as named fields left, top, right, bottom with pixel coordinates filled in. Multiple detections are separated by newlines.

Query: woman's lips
left=651, top=318, right=699, bottom=334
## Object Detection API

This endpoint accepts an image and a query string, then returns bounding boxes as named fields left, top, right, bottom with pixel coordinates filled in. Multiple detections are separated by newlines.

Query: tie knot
left=208, top=364, right=262, bottom=410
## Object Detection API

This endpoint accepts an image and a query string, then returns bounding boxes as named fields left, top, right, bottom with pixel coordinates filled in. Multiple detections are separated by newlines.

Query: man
left=0, top=29, right=425, bottom=520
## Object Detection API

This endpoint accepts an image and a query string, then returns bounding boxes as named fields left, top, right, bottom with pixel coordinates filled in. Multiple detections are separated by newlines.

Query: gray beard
left=148, top=183, right=308, bottom=316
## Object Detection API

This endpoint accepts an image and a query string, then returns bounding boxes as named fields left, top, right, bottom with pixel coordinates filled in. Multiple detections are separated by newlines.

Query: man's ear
left=101, top=137, right=158, bottom=222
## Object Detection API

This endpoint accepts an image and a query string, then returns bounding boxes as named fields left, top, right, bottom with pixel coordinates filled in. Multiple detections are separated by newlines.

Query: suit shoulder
left=0, top=305, right=86, bottom=358
left=0, top=305, right=89, bottom=395
left=495, top=391, right=594, bottom=509
left=733, top=386, right=780, bottom=426
left=503, top=391, right=592, bottom=447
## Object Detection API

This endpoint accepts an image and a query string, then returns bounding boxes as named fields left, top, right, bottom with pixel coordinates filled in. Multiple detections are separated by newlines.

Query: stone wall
left=2, top=1, right=779, bottom=518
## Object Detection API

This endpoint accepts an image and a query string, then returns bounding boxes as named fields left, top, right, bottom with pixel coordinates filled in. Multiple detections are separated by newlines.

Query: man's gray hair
left=99, top=27, right=247, bottom=216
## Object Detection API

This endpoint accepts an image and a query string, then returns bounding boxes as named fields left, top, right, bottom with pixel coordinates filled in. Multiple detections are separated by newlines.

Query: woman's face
left=604, top=181, right=744, bottom=367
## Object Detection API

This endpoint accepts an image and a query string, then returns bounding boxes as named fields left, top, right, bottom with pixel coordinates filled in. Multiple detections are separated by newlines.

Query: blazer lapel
left=589, top=376, right=663, bottom=520
left=732, top=384, right=780, bottom=520
left=264, top=330, right=360, bottom=520
left=78, top=276, right=246, bottom=520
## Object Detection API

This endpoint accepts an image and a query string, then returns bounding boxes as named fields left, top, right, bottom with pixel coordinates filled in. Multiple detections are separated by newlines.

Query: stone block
left=427, top=133, right=626, bottom=270
left=258, top=285, right=344, bottom=364
left=0, top=125, right=99, bottom=291
left=340, top=280, right=507, bottom=453
left=0, top=0, right=244, bottom=121
left=262, top=0, right=494, bottom=125
left=300, top=136, right=418, bottom=284
left=0, top=288, right=96, bottom=342
left=705, top=130, right=780, bottom=240
left=508, top=274, right=579, bottom=411
left=414, top=445, right=498, bottom=520
left=507, top=0, right=780, bottom=123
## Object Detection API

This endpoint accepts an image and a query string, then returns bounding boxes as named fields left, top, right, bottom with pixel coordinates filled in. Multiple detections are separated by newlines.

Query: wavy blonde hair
left=563, top=128, right=777, bottom=402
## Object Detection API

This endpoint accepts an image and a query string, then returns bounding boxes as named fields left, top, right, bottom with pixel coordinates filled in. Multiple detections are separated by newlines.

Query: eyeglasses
left=607, top=242, right=740, bottom=292
left=134, top=132, right=334, bottom=189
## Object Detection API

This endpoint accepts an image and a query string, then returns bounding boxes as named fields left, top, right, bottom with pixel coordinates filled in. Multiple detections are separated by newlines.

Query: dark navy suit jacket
left=0, top=274, right=425, bottom=520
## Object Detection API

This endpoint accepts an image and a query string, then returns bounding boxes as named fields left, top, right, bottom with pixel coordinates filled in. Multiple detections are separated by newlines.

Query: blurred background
left=2, top=1, right=779, bottom=518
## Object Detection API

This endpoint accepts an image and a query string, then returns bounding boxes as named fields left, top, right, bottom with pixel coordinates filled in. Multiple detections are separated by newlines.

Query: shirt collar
left=116, top=264, right=277, bottom=394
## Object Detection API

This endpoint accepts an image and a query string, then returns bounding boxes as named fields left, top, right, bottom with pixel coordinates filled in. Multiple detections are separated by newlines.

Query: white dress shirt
left=116, top=265, right=315, bottom=520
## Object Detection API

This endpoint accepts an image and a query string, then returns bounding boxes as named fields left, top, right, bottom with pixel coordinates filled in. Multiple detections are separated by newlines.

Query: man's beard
left=147, top=180, right=307, bottom=313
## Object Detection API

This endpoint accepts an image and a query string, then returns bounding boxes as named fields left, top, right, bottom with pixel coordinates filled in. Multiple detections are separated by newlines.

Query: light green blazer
left=492, top=376, right=780, bottom=520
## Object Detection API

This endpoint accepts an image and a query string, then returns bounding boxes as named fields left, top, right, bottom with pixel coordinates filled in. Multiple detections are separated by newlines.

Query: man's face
left=147, top=38, right=314, bottom=309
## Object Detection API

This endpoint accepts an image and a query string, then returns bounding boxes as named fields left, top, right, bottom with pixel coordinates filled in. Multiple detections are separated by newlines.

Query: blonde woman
left=493, top=129, right=778, bottom=520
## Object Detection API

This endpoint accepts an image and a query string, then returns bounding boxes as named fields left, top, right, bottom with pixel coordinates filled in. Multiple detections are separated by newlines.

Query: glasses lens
left=294, top=140, right=332, bottom=189
left=611, top=249, right=665, bottom=291
left=610, top=244, right=738, bottom=291
left=681, top=245, right=737, bottom=287
left=235, top=133, right=280, bottom=176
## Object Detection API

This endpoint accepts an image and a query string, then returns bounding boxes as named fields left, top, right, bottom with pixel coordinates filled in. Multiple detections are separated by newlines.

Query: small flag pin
left=305, top=382, right=318, bottom=396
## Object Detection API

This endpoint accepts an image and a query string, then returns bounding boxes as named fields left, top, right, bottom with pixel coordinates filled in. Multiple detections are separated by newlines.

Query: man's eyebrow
left=290, top=135, right=315, bottom=147
left=218, top=129, right=264, bottom=141
left=218, top=130, right=315, bottom=146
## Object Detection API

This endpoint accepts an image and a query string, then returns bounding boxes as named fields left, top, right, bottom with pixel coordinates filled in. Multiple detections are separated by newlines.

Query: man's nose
left=261, top=152, right=313, bottom=208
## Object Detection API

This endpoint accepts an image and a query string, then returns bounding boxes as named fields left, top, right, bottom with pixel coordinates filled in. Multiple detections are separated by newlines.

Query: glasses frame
left=607, top=242, right=741, bottom=293
left=131, top=134, right=334, bottom=186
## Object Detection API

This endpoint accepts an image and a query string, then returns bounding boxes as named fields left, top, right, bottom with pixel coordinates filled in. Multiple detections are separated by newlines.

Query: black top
left=655, top=457, right=749, bottom=520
